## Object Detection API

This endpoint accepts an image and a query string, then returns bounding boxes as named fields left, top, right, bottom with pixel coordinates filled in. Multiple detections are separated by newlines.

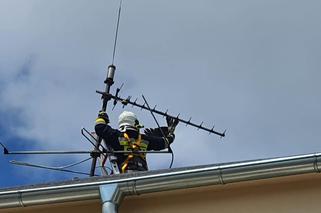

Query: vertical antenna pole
left=90, top=65, right=116, bottom=176
left=111, top=0, right=123, bottom=65
left=90, top=0, right=123, bottom=176
left=102, top=65, right=116, bottom=111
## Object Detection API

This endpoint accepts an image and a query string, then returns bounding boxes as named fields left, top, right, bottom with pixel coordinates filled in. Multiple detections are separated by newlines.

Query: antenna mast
left=90, top=0, right=123, bottom=176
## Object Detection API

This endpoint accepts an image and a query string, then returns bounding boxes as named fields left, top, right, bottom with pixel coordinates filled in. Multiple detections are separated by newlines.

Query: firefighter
left=95, top=111, right=178, bottom=173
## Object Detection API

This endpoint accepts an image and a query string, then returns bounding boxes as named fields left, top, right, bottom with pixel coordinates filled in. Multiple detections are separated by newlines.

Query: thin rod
left=142, top=95, right=167, bottom=140
left=81, top=128, right=107, bottom=159
left=142, top=95, right=174, bottom=168
left=5, top=151, right=93, bottom=155
left=111, top=0, right=123, bottom=65
left=4, top=150, right=169, bottom=155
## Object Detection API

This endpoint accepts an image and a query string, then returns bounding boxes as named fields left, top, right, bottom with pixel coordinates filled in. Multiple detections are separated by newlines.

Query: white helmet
left=118, top=111, right=142, bottom=132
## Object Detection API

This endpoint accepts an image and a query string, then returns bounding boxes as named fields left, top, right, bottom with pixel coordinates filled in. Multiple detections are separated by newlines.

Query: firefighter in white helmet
left=95, top=111, right=178, bottom=173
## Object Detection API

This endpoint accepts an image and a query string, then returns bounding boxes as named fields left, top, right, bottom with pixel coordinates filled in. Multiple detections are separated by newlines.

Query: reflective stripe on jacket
left=119, top=133, right=149, bottom=172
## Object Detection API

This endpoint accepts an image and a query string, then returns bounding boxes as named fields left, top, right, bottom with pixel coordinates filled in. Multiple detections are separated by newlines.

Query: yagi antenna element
left=96, top=91, right=226, bottom=137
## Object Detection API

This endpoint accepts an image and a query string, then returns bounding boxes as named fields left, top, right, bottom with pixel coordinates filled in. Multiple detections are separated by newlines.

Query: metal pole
left=90, top=65, right=116, bottom=176
left=5, top=151, right=94, bottom=155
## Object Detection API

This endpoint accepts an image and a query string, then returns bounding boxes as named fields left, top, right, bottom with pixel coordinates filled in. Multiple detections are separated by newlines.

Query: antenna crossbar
left=96, top=91, right=226, bottom=137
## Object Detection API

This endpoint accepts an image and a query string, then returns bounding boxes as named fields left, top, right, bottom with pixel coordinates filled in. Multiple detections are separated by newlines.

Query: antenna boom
left=96, top=91, right=226, bottom=137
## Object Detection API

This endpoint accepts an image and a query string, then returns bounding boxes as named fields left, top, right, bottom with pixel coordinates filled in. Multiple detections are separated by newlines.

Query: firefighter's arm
left=95, top=111, right=121, bottom=144
left=143, top=116, right=178, bottom=150
left=142, top=134, right=173, bottom=150
left=143, top=128, right=175, bottom=150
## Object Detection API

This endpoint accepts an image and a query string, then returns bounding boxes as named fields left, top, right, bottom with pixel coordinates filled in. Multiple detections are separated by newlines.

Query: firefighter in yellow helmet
left=95, top=111, right=178, bottom=173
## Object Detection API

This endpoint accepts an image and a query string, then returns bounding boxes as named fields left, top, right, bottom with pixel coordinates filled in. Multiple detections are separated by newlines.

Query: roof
left=1, top=152, right=321, bottom=209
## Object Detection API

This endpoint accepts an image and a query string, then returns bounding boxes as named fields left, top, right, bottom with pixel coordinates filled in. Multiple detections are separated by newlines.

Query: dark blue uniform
left=95, top=123, right=168, bottom=172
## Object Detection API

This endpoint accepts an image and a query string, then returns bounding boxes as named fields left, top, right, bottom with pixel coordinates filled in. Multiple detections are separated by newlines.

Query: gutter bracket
left=17, top=191, right=24, bottom=207
left=314, top=154, right=320, bottom=173
left=218, top=166, right=225, bottom=184
left=100, top=183, right=124, bottom=213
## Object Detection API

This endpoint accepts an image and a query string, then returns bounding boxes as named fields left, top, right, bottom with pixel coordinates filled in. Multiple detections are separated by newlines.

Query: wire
left=111, top=0, right=123, bottom=65
left=58, top=157, right=92, bottom=169
left=14, top=158, right=92, bottom=170
left=10, top=160, right=98, bottom=176
left=169, top=150, right=174, bottom=169
left=142, top=95, right=167, bottom=140
left=142, top=95, right=175, bottom=169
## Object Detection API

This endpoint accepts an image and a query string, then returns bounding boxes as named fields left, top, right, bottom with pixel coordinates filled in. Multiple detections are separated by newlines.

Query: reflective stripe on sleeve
left=95, top=118, right=106, bottom=125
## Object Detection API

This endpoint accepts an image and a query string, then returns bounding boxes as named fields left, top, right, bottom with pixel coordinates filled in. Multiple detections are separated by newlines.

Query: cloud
left=1, top=0, right=321, bottom=186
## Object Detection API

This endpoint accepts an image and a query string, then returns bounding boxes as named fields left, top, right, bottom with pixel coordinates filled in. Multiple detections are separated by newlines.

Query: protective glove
left=96, top=111, right=109, bottom=125
left=166, top=133, right=175, bottom=145
left=166, top=116, right=179, bottom=134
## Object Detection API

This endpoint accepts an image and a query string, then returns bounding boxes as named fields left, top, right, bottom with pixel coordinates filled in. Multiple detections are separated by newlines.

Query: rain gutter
left=0, top=152, right=321, bottom=211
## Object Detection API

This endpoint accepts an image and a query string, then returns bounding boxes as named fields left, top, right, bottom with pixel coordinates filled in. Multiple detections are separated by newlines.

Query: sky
left=1, top=0, right=321, bottom=188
